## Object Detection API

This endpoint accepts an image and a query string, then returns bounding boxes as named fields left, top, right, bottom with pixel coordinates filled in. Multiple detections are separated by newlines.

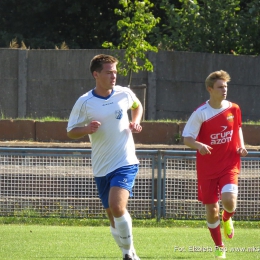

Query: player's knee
left=221, top=192, right=237, bottom=212
left=206, top=204, right=219, bottom=218
left=109, top=204, right=126, bottom=217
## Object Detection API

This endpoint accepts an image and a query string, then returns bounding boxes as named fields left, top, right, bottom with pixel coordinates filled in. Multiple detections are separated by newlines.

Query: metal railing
left=0, top=147, right=259, bottom=221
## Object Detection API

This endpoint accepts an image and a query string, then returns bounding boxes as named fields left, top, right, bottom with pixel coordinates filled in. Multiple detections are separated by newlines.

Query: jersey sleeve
left=124, top=87, right=139, bottom=110
left=182, top=110, right=203, bottom=139
left=237, top=105, right=242, bottom=128
left=67, top=97, right=89, bottom=132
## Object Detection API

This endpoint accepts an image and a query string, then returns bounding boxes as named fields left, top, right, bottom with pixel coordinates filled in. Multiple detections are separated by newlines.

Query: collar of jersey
left=92, top=88, right=114, bottom=100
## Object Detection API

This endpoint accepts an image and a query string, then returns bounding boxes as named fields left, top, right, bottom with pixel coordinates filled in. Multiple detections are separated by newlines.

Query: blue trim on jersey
left=92, top=88, right=114, bottom=100
left=94, top=164, right=139, bottom=209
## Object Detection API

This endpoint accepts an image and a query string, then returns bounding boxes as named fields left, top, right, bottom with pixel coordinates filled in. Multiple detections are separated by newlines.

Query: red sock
left=208, top=224, right=223, bottom=247
left=222, top=210, right=235, bottom=222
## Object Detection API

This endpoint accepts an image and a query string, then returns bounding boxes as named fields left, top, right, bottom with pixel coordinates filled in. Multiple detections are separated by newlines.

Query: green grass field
left=1, top=223, right=259, bottom=260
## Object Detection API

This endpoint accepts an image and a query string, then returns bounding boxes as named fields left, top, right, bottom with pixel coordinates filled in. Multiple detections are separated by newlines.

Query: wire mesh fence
left=162, top=151, right=260, bottom=220
left=0, top=148, right=259, bottom=221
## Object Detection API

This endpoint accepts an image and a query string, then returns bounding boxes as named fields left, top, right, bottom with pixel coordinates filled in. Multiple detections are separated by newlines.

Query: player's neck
left=94, top=86, right=113, bottom=98
left=208, top=99, right=224, bottom=109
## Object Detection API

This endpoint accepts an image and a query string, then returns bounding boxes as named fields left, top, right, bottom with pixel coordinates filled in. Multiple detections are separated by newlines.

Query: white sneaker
left=132, top=250, right=140, bottom=260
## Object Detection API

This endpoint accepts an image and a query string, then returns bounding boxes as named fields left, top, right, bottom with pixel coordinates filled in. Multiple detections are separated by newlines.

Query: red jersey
left=182, top=100, right=242, bottom=180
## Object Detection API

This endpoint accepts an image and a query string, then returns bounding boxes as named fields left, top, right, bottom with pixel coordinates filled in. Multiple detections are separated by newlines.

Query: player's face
left=209, top=79, right=228, bottom=101
left=94, top=62, right=117, bottom=92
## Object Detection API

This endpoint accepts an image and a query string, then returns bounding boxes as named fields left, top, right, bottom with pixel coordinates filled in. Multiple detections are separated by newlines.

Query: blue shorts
left=94, top=164, right=139, bottom=209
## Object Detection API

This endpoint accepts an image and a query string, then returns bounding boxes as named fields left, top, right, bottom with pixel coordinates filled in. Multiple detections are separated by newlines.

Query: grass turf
left=1, top=217, right=260, bottom=228
left=1, top=220, right=260, bottom=259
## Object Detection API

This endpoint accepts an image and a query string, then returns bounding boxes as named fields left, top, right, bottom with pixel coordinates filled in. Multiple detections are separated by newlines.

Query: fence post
left=156, top=150, right=162, bottom=221
left=18, top=50, right=28, bottom=118
left=147, top=51, right=157, bottom=120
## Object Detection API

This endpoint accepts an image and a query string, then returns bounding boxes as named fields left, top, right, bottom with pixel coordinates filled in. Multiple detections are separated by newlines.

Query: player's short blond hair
left=205, top=70, right=231, bottom=89
left=90, top=54, right=118, bottom=75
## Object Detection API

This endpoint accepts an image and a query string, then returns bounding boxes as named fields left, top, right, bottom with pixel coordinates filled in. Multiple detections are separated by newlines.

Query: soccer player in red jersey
left=182, top=70, right=248, bottom=259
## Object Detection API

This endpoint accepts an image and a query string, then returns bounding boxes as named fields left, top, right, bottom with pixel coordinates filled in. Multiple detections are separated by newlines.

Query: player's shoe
left=132, top=251, right=140, bottom=260
left=123, top=254, right=132, bottom=260
left=222, top=210, right=234, bottom=239
left=215, top=246, right=226, bottom=259
left=123, top=251, right=140, bottom=260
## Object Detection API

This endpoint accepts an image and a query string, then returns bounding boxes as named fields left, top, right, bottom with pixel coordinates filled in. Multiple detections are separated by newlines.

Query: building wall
left=0, top=49, right=260, bottom=121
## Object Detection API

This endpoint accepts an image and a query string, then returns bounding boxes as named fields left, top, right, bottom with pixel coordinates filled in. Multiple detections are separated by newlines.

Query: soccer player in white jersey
left=67, top=54, right=143, bottom=260
left=182, top=70, right=248, bottom=259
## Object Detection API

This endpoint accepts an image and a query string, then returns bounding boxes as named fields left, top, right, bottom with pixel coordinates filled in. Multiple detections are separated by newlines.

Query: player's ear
left=206, top=86, right=212, bottom=93
left=93, top=71, right=98, bottom=79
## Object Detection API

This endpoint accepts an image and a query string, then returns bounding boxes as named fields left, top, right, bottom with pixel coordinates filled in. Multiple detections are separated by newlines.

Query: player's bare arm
left=184, top=136, right=213, bottom=155
left=67, top=120, right=101, bottom=139
left=129, top=99, right=143, bottom=133
left=237, top=127, right=248, bottom=157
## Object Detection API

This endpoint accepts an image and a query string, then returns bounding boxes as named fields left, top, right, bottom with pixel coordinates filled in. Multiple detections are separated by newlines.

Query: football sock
left=114, top=211, right=133, bottom=254
left=222, top=208, right=235, bottom=222
left=110, top=225, right=123, bottom=252
left=207, top=220, right=223, bottom=247
left=110, top=225, right=136, bottom=255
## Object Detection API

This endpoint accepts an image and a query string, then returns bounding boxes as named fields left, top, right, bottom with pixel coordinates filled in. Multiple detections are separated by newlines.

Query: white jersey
left=67, top=85, right=139, bottom=177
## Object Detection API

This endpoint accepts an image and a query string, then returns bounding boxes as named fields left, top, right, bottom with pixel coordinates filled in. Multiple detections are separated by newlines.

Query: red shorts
left=198, top=171, right=238, bottom=204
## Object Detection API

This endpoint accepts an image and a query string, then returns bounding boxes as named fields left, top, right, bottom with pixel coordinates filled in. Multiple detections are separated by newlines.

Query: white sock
left=114, top=211, right=133, bottom=255
left=110, top=225, right=136, bottom=256
left=110, top=226, right=123, bottom=252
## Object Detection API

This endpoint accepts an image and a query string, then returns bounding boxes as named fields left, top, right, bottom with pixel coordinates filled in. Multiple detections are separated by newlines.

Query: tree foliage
left=0, top=0, right=260, bottom=55
left=102, top=0, right=160, bottom=85
left=157, top=0, right=260, bottom=55
left=237, top=0, right=260, bottom=55
left=0, top=0, right=121, bottom=49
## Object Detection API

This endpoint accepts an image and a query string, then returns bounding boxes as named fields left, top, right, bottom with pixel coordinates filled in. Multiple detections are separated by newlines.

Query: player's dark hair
left=205, top=70, right=231, bottom=88
left=90, top=54, right=118, bottom=75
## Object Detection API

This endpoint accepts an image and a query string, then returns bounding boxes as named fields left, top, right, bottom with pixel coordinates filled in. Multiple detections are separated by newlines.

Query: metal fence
left=0, top=147, right=259, bottom=221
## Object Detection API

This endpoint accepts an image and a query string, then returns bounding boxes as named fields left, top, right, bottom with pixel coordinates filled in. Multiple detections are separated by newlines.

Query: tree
left=153, top=0, right=260, bottom=55
left=102, top=0, right=160, bottom=86
left=157, top=0, right=242, bottom=54
left=237, top=0, right=260, bottom=55
left=1, top=0, right=260, bottom=55
left=0, top=0, right=121, bottom=49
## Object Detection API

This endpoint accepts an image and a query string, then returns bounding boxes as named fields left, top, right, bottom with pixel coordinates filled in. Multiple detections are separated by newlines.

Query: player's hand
left=198, top=144, right=213, bottom=155
left=237, top=147, right=248, bottom=157
left=129, top=122, right=142, bottom=133
left=88, top=121, right=101, bottom=134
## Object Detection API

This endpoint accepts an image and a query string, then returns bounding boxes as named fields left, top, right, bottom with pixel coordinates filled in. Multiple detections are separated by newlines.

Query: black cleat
left=123, top=254, right=132, bottom=260
left=123, top=252, right=140, bottom=260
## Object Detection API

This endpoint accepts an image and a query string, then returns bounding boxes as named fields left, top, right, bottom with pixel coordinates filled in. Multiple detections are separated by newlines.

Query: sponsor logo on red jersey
left=227, top=113, right=234, bottom=122
left=210, top=130, right=233, bottom=145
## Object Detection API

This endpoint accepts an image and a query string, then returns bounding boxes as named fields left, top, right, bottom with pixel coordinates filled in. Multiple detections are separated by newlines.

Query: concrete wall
left=0, top=49, right=260, bottom=121
left=0, top=50, right=19, bottom=118
left=154, top=51, right=260, bottom=121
